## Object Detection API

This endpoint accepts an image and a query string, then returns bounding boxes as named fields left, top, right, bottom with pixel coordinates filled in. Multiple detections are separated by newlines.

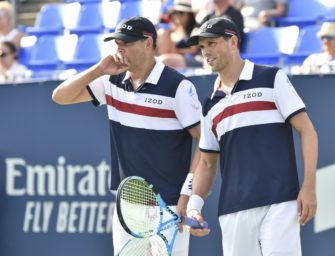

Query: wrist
left=187, top=194, right=204, bottom=215
left=180, top=173, right=193, bottom=196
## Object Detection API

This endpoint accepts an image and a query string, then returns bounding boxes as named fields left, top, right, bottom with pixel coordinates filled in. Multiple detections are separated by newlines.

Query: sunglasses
left=0, top=51, right=12, bottom=58
left=321, top=35, right=335, bottom=41
left=171, top=11, right=185, bottom=16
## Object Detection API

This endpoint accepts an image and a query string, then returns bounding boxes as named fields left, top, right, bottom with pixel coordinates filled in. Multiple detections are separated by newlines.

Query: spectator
left=0, top=41, right=29, bottom=82
left=157, top=0, right=202, bottom=68
left=199, top=0, right=245, bottom=49
left=301, top=22, right=335, bottom=74
left=192, top=0, right=213, bottom=24
left=0, top=1, right=24, bottom=49
left=231, top=0, right=287, bottom=31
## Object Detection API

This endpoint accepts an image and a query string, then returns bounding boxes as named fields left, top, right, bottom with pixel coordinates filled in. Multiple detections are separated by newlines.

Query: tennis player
left=52, top=16, right=201, bottom=256
left=186, top=17, right=318, bottom=256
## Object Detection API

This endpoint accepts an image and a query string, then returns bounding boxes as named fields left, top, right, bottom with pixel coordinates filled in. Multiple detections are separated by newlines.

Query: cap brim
left=317, top=31, right=335, bottom=38
left=187, top=33, right=222, bottom=46
left=169, top=6, right=193, bottom=13
left=104, top=32, right=144, bottom=42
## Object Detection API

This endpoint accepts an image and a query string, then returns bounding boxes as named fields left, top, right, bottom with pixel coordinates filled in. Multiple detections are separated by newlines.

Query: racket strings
left=120, top=179, right=161, bottom=237
left=118, top=236, right=169, bottom=256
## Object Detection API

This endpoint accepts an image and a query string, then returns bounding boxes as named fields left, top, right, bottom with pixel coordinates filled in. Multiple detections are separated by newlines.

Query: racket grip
left=182, top=216, right=208, bottom=229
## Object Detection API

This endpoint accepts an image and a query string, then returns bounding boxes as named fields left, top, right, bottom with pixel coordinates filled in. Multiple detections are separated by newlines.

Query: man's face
left=198, top=36, right=233, bottom=72
left=0, top=44, right=15, bottom=70
left=321, top=35, right=335, bottom=57
left=115, top=38, right=150, bottom=70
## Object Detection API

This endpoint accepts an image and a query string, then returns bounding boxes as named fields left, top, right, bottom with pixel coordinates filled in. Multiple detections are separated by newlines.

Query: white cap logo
left=201, top=24, right=212, bottom=32
left=121, top=24, right=132, bottom=30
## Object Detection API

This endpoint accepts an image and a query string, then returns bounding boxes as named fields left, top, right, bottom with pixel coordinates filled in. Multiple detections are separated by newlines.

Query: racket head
left=116, top=176, right=162, bottom=238
left=118, top=235, right=169, bottom=256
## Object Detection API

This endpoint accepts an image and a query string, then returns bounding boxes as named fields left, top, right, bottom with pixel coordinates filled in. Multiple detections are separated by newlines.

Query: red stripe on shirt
left=211, top=101, right=277, bottom=137
left=106, top=95, right=177, bottom=118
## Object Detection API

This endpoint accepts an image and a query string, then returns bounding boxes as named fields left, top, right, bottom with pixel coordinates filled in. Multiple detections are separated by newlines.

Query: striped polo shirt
left=200, top=60, right=306, bottom=215
left=87, top=61, right=201, bottom=205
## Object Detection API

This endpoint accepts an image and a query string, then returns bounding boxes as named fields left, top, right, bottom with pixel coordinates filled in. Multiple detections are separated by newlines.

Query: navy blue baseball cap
left=187, top=17, right=240, bottom=46
left=104, top=16, right=157, bottom=43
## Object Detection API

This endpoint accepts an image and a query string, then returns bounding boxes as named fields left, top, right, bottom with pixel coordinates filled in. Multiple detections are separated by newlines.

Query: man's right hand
left=98, top=53, right=129, bottom=76
left=187, top=209, right=210, bottom=237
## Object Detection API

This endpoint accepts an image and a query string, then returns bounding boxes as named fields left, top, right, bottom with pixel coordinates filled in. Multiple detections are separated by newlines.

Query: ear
left=145, top=37, right=153, bottom=49
left=231, top=35, right=240, bottom=51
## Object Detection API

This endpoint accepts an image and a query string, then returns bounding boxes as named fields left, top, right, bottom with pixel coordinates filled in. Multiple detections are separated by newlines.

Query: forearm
left=189, top=142, right=201, bottom=174
left=52, top=64, right=103, bottom=105
left=301, top=126, right=318, bottom=188
left=263, top=4, right=287, bottom=17
left=192, top=155, right=218, bottom=199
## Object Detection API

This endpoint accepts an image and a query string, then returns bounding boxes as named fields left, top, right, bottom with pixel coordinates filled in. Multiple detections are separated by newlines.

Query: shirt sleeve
left=273, top=69, right=306, bottom=121
left=87, top=75, right=109, bottom=106
left=174, top=79, right=201, bottom=129
left=199, top=113, right=220, bottom=152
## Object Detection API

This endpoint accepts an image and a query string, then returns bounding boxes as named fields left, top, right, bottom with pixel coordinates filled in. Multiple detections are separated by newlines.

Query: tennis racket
left=116, top=176, right=208, bottom=255
left=118, top=235, right=172, bottom=256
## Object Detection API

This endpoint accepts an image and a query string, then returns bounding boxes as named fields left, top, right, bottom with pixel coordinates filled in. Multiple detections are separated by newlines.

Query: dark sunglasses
left=321, top=35, right=334, bottom=41
left=0, top=51, right=12, bottom=58
left=171, top=11, right=185, bottom=16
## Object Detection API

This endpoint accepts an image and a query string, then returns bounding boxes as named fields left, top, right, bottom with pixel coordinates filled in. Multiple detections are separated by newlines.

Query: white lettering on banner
left=5, top=156, right=111, bottom=196
left=56, top=202, right=114, bottom=233
left=23, top=201, right=53, bottom=232
left=6, top=158, right=26, bottom=196
left=5, top=157, right=115, bottom=234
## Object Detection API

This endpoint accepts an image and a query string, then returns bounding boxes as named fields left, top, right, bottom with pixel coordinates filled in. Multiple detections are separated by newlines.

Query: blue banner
left=1, top=74, right=334, bottom=255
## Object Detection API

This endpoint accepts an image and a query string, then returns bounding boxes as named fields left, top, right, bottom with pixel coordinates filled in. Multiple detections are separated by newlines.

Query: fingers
left=189, top=227, right=210, bottom=237
left=298, top=199, right=317, bottom=225
left=187, top=210, right=210, bottom=237
left=178, top=208, right=186, bottom=233
left=178, top=222, right=183, bottom=233
left=114, top=53, right=129, bottom=67
left=299, top=204, right=309, bottom=225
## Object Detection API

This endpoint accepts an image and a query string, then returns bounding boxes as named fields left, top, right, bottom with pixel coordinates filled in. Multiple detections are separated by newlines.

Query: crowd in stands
left=301, top=21, right=335, bottom=74
left=1, top=0, right=335, bottom=83
left=0, top=1, right=28, bottom=81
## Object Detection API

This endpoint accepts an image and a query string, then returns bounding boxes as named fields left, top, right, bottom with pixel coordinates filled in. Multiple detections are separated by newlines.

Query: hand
left=297, top=184, right=317, bottom=225
left=176, top=194, right=189, bottom=233
left=187, top=209, right=210, bottom=237
left=97, top=53, right=129, bottom=76
left=258, top=10, right=270, bottom=24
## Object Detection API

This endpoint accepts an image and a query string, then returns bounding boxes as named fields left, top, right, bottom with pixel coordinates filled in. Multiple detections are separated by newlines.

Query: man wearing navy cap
left=52, top=16, right=201, bottom=256
left=186, top=17, right=318, bottom=256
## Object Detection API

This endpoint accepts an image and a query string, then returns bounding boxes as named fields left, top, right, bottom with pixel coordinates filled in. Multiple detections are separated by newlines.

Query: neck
left=214, top=2, right=229, bottom=16
left=218, top=57, right=245, bottom=91
left=129, top=57, right=156, bottom=89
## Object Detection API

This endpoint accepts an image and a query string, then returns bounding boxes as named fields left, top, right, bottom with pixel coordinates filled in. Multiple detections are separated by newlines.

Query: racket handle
left=182, top=216, right=208, bottom=229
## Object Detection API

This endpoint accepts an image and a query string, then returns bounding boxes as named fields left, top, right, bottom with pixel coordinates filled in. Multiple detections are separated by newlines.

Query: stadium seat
left=241, top=26, right=299, bottom=65
left=25, top=3, right=81, bottom=36
left=102, top=1, right=121, bottom=32
left=18, top=36, right=37, bottom=66
left=240, top=31, right=253, bottom=55
left=25, top=4, right=65, bottom=36
left=275, top=0, right=335, bottom=28
left=67, top=3, right=104, bottom=36
left=63, top=0, right=100, bottom=3
left=114, top=0, right=162, bottom=28
left=284, top=25, right=322, bottom=65
left=25, top=34, right=78, bottom=71
left=63, top=33, right=103, bottom=71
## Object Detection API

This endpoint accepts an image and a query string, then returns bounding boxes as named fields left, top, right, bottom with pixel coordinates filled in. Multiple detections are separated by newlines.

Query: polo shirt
left=87, top=61, right=201, bottom=205
left=200, top=60, right=306, bottom=215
